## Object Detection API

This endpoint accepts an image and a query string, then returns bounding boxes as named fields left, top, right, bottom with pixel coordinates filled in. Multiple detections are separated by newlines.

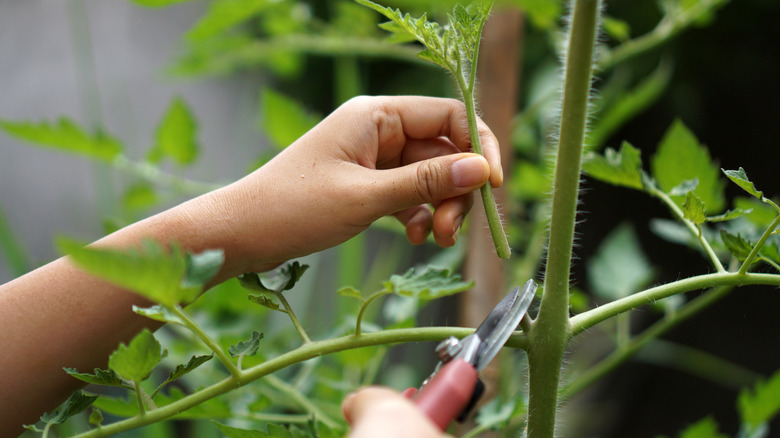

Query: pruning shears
left=402, top=279, right=538, bottom=431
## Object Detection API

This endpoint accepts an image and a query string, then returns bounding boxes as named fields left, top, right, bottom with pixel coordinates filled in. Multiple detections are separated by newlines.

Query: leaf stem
left=264, top=374, right=339, bottom=429
left=739, top=213, right=780, bottom=274
left=133, top=382, right=146, bottom=416
left=273, top=291, right=312, bottom=344
left=649, top=186, right=726, bottom=273
left=354, top=290, right=390, bottom=335
left=171, top=306, right=240, bottom=378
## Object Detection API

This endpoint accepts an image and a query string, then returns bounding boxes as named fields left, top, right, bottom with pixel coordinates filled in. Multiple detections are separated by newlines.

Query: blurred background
left=2, top=0, right=780, bottom=436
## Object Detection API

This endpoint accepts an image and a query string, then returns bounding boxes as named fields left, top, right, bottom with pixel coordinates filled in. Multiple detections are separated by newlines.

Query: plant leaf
left=260, top=88, right=321, bottom=150
left=39, top=391, right=99, bottom=425
left=682, top=191, right=707, bottom=224
left=382, top=265, right=473, bottom=300
left=0, top=118, right=122, bottom=162
left=58, top=238, right=200, bottom=307
left=669, top=178, right=699, bottom=197
left=723, top=167, right=765, bottom=201
left=64, top=367, right=124, bottom=387
left=88, top=408, right=103, bottom=426
left=187, top=0, right=272, bottom=41
left=239, top=262, right=310, bottom=293
left=720, top=230, right=753, bottom=262
left=706, top=208, right=752, bottom=223
left=337, top=286, right=364, bottom=301
left=651, top=119, right=725, bottom=212
left=738, top=368, right=780, bottom=429
left=588, top=223, right=654, bottom=300
left=166, top=354, right=213, bottom=383
left=182, top=249, right=224, bottom=289
left=678, top=416, right=728, bottom=438
left=248, top=294, right=284, bottom=312
left=582, top=141, right=644, bottom=190
left=133, top=304, right=186, bottom=325
left=228, top=331, right=263, bottom=358
left=108, top=329, right=166, bottom=383
left=148, top=97, right=199, bottom=165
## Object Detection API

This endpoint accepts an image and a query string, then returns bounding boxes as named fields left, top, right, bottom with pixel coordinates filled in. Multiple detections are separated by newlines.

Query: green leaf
left=0, top=118, right=122, bottom=162
left=182, top=249, right=224, bottom=289
left=650, top=119, right=725, bottom=212
left=248, top=294, right=284, bottom=312
left=678, top=416, right=728, bottom=438
left=475, top=398, right=517, bottom=430
left=382, top=265, right=473, bottom=300
left=582, top=141, right=644, bottom=190
left=736, top=197, right=778, bottom=227
left=133, top=304, right=186, bottom=325
left=602, top=16, right=631, bottom=42
left=706, top=208, right=751, bottom=223
left=64, top=367, right=124, bottom=387
left=187, top=0, right=272, bottom=41
left=228, top=331, right=263, bottom=358
left=88, top=408, right=103, bottom=427
left=668, top=178, right=699, bottom=197
left=738, top=368, right=780, bottom=429
left=239, top=262, right=310, bottom=293
left=723, top=167, right=765, bottom=201
left=122, top=184, right=159, bottom=212
left=337, top=286, right=364, bottom=301
left=720, top=230, right=753, bottom=262
left=588, top=223, right=654, bottom=300
left=682, top=191, right=707, bottom=224
left=214, top=422, right=269, bottom=438
left=260, top=88, right=322, bottom=150
left=108, top=329, right=166, bottom=383
left=504, top=0, right=562, bottom=29
left=39, top=391, right=99, bottom=425
left=148, top=97, right=199, bottom=166
left=166, top=354, right=213, bottom=383
left=58, top=238, right=199, bottom=307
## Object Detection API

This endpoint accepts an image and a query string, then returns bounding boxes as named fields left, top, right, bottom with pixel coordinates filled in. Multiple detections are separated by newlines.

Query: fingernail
left=452, top=156, right=488, bottom=188
left=453, top=215, right=464, bottom=237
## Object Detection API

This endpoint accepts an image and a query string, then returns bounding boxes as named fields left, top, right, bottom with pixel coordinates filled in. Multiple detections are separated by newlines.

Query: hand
left=343, top=387, right=450, bottom=438
left=185, top=95, right=502, bottom=277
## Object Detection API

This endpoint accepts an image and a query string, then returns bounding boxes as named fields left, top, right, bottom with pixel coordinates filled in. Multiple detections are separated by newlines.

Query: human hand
left=343, top=386, right=450, bottom=438
left=179, top=95, right=502, bottom=277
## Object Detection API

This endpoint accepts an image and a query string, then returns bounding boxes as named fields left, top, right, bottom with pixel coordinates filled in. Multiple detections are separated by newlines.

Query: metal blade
left=472, top=279, right=537, bottom=371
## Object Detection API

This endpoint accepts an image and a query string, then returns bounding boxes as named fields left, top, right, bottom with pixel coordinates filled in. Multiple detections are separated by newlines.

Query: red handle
left=405, top=359, right=478, bottom=431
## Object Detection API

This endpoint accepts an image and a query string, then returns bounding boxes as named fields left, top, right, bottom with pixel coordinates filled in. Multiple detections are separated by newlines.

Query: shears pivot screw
left=435, top=336, right=462, bottom=363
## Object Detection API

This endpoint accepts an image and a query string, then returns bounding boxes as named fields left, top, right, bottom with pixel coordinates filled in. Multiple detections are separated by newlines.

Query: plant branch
left=569, top=272, right=780, bottom=336
left=71, top=326, right=528, bottom=437
left=354, top=290, right=390, bottom=336
left=133, top=382, right=146, bottom=416
left=264, top=374, right=339, bottom=429
left=562, top=284, right=732, bottom=400
left=273, top=291, right=312, bottom=344
left=648, top=186, right=726, bottom=272
left=739, top=213, right=780, bottom=274
left=171, top=305, right=241, bottom=378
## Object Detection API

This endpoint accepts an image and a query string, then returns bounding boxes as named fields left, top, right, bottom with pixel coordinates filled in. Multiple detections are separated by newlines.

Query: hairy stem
left=71, top=326, right=528, bottom=437
left=739, top=213, right=780, bottom=274
left=171, top=306, right=240, bottom=378
left=354, top=290, right=390, bottom=336
left=274, top=292, right=312, bottom=344
left=526, top=0, right=600, bottom=436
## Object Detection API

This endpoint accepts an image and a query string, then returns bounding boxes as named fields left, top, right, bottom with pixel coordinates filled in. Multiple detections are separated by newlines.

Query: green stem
left=562, top=285, right=732, bottom=399
left=354, top=290, right=390, bottom=335
left=274, top=292, right=312, bottom=344
left=649, top=186, right=725, bottom=272
left=569, top=272, right=780, bottom=336
left=526, top=0, right=600, bottom=436
left=739, top=214, right=780, bottom=274
left=133, top=382, right=146, bottom=415
left=71, top=326, right=528, bottom=438
left=264, top=374, right=339, bottom=429
left=171, top=306, right=240, bottom=378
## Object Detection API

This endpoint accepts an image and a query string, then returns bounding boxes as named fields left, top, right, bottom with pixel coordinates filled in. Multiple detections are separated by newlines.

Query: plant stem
left=274, top=291, right=312, bottom=344
left=71, top=326, right=528, bottom=438
left=526, top=0, right=600, bottom=436
left=739, top=214, right=780, bottom=274
left=264, top=374, right=339, bottom=429
left=171, top=306, right=241, bottom=378
left=562, top=285, right=732, bottom=399
left=569, top=272, right=780, bottom=335
left=354, top=290, right=390, bottom=335
left=133, top=382, right=146, bottom=415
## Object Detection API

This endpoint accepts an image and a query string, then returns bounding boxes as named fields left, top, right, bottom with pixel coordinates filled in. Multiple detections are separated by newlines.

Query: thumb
left=342, top=387, right=444, bottom=438
left=369, top=153, right=490, bottom=213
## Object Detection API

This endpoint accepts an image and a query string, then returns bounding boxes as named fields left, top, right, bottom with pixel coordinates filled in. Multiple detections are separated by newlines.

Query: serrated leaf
left=248, top=293, right=284, bottom=312
left=588, top=223, right=654, bottom=300
left=228, top=331, right=263, bottom=358
left=182, top=249, right=224, bottom=289
left=337, top=286, right=363, bottom=301
left=0, top=118, right=122, bottom=162
left=260, top=89, right=322, bottom=150
left=706, top=208, right=752, bottom=223
left=133, top=304, right=186, bottom=325
left=109, top=329, right=166, bottom=383
left=382, top=265, right=473, bottom=300
left=40, top=391, right=99, bottom=425
left=682, top=191, right=707, bottom=224
left=166, top=354, right=213, bottom=383
left=678, top=416, right=728, bottom=438
left=738, top=368, right=780, bottom=428
left=736, top=197, right=778, bottom=227
left=582, top=141, right=643, bottom=189
left=64, top=367, right=124, bottom=387
left=239, top=262, right=310, bottom=293
left=186, top=0, right=272, bottom=41
left=720, top=230, right=753, bottom=262
left=669, top=178, right=699, bottom=196
left=651, top=119, right=725, bottom=212
left=94, top=386, right=231, bottom=419
left=58, top=238, right=199, bottom=307
left=723, top=167, right=765, bottom=200
left=148, top=97, right=199, bottom=166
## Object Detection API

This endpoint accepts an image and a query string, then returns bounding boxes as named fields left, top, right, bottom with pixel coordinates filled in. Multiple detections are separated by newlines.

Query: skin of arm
left=0, top=96, right=502, bottom=434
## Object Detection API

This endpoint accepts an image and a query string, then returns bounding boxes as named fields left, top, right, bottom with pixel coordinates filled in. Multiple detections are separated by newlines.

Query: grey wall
left=0, top=0, right=267, bottom=282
